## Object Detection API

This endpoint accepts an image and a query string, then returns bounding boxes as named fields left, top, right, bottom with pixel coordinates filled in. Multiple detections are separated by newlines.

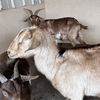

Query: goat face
left=24, top=8, right=45, bottom=26
left=7, top=27, right=42, bottom=59
left=25, top=15, right=44, bottom=26
left=0, top=78, right=30, bottom=100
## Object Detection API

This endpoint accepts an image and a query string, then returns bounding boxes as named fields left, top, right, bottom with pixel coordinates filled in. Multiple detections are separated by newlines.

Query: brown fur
left=0, top=52, right=39, bottom=100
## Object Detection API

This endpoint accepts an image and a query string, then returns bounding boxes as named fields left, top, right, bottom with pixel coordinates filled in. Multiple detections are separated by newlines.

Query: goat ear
left=24, top=18, right=30, bottom=22
left=21, top=75, right=39, bottom=82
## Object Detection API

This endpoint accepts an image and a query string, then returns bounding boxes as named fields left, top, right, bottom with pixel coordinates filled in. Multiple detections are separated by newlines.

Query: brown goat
left=0, top=51, right=40, bottom=78
left=0, top=52, right=39, bottom=100
left=0, top=52, right=30, bottom=79
left=0, top=61, right=38, bottom=100
left=24, top=9, right=88, bottom=46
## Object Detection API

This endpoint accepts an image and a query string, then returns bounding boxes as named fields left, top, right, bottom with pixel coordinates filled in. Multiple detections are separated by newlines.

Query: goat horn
left=0, top=73, right=8, bottom=83
left=21, top=75, right=39, bottom=81
left=34, top=8, right=45, bottom=15
left=24, top=8, right=33, bottom=15
left=13, top=60, right=19, bottom=79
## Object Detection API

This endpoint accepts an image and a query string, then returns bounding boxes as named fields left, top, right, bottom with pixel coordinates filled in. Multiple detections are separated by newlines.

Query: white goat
left=7, top=27, right=100, bottom=100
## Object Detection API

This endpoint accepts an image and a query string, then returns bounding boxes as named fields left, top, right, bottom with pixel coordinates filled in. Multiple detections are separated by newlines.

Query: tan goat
left=7, top=27, right=100, bottom=100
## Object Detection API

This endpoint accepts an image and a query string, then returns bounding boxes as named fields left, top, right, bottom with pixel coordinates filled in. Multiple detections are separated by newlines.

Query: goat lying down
left=24, top=9, right=88, bottom=46
left=0, top=60, right=38, bottom=100
left=7, top=27, right=100, bottom=100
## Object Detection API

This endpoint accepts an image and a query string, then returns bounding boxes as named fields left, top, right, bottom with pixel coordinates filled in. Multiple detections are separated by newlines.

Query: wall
left=0, top=0, right=44, bottom=10
left=45, top=0, right=100, bottom=44
left=0, top=4, right=45, bottom=53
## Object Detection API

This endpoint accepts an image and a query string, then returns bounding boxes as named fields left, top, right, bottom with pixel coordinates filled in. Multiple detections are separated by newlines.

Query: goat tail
left=80, top=24, right=88, bottom=30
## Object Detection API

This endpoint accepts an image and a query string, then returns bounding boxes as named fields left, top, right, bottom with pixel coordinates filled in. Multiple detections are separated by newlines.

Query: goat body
left=44, top=17, right=87, bottom=46
left=7, top=27, right=100, bottom=100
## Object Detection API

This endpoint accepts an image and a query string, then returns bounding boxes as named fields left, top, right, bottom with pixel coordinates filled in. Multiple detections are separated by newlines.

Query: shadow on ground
left=31, top=75, right=100, bottom=100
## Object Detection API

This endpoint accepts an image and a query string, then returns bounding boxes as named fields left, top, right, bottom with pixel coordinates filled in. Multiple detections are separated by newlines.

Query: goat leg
left=77, top=32, right=87, bottom=45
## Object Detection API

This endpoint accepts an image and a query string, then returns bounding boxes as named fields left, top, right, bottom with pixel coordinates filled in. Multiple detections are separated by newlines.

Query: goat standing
left=24, top=9, right=88, bottom=46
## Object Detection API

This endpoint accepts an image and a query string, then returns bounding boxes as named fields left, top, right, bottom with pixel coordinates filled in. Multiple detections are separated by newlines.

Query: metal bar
left=0, top=0, right=2, bottom=10
left=22, top=0, right=25, bottom=6
left=11, top=0, right=15, bottom=8
left=38, top=0, right=41, bottom=4
left=31, top=0, right=34, bottom=5
left=0, top=0, right=44, bottom=10
left=13, top=0, right=23, bottom=8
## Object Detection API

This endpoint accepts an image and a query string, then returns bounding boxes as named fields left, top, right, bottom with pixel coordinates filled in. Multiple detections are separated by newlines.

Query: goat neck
left=34, top=31, right=59, bottom=80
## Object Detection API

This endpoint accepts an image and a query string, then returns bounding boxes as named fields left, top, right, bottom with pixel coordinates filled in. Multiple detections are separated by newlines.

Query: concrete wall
left=1, top=0, right=100, bottom=53
left=45, top=0, right=100, bottom=44
left=0, top=4, right=45, bottom=53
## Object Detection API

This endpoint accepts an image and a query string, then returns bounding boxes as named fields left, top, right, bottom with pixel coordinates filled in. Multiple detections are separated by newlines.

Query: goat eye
left=2, top=90, right=8, bottom=97
left=19, top=42, right=22, bottom=45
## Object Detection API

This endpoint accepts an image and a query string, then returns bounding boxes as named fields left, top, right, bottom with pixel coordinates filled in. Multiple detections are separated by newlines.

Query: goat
left=0, top=51, right=30, bottom=79
left=0, top=60, right=38, bottom=100
left=24, top=9, right=88, bottom=46
left=0, top=51, right=40, bottom=78
left=24, top=8, right=44, bottom=26
left=7, top=27, right=100, bottom=100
